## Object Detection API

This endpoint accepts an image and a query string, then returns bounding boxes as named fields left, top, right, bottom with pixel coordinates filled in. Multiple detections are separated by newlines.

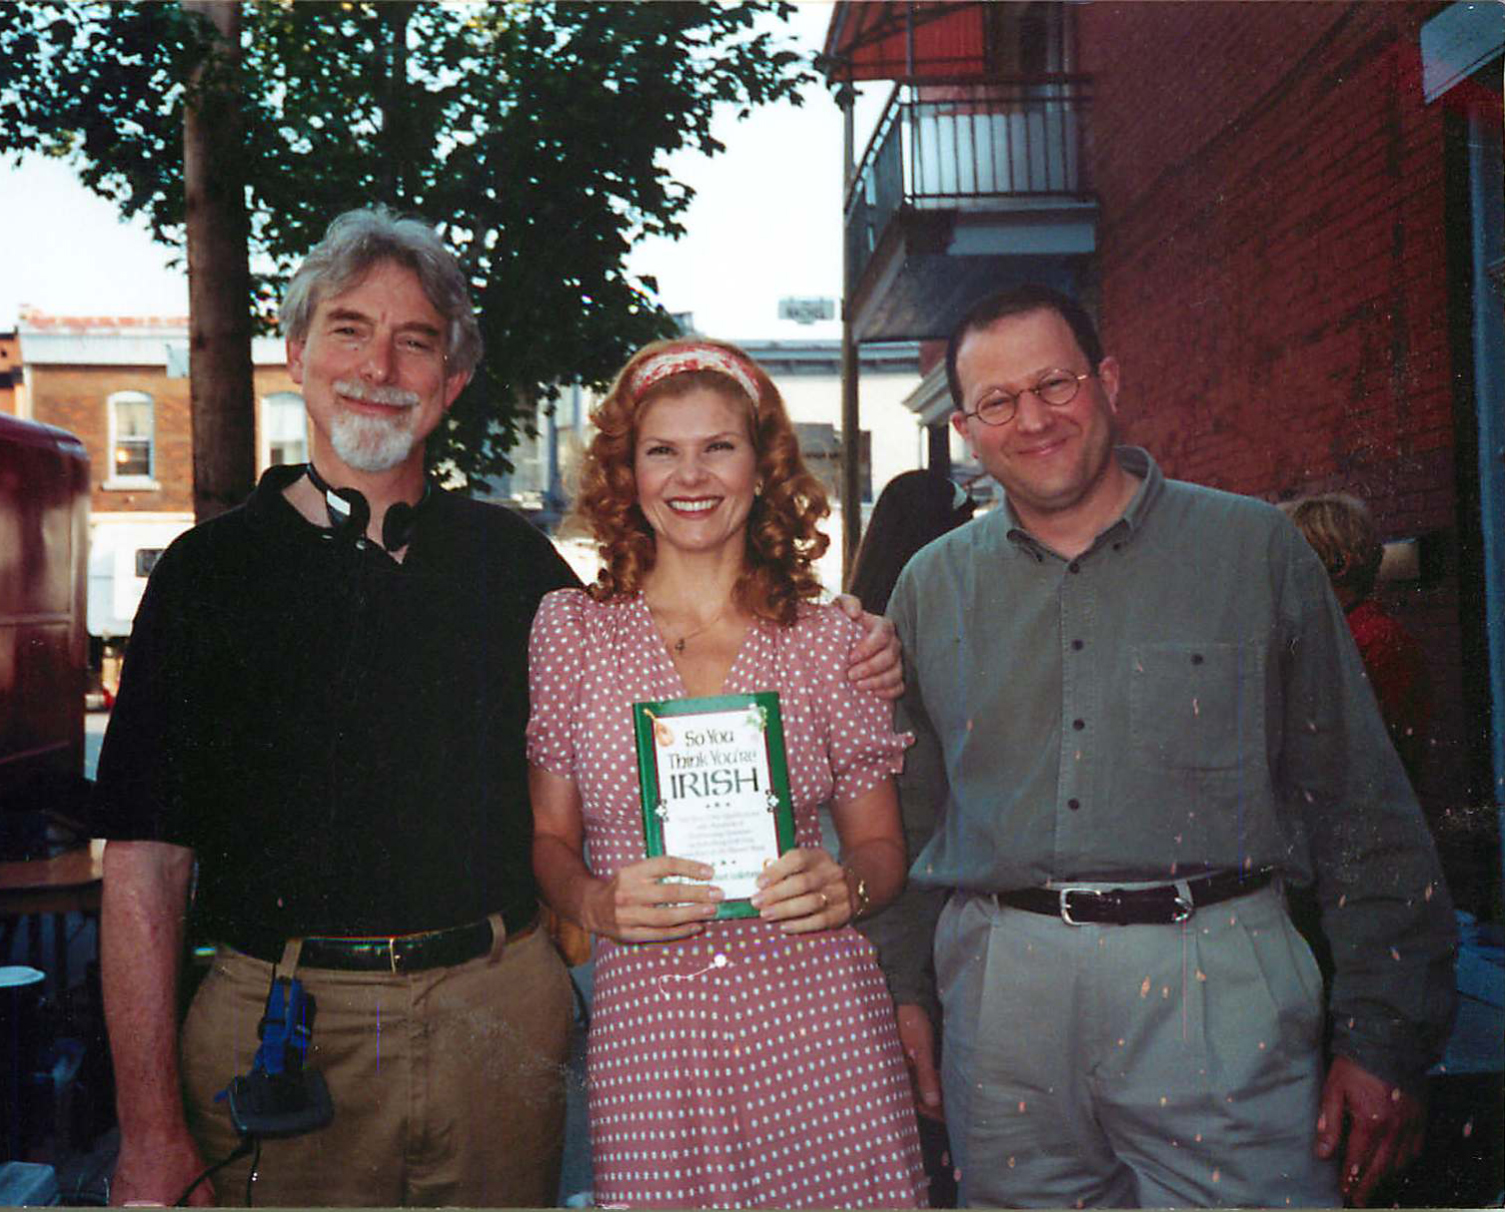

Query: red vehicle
left=0, top=413, right=90, bottom=846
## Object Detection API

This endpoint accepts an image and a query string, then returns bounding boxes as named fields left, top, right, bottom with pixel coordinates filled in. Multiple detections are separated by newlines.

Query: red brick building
left=13, top=311, right=302, bottom=637
left=1078, top=3, right=1502, bottom=862
left=0, top=332, right=20, bottom=416
left=826, top=3, right=1503, bottom=889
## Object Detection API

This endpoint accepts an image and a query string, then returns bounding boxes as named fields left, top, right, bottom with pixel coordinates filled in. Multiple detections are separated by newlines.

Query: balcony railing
left=845, top=76, right=1093, bottom=294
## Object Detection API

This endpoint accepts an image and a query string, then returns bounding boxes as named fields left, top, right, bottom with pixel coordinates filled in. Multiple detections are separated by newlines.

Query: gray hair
left=280, top=206, right=484, bottom=376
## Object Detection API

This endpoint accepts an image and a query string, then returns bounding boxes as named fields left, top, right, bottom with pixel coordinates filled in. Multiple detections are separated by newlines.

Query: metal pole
left=544, top=398, right=562, bottom=529
left=838, top=80, right=862, bottom=588
left=1464, top=106, right=1505, bottom=891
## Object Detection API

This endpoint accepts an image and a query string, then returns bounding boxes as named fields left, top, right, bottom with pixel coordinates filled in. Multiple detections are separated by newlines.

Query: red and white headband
left=629, top=344, right=761, bottom=407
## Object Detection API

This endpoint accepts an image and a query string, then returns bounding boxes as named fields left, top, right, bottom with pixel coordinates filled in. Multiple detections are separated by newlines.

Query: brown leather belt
left=995, top=869, right=1274, bottom=926
left=233, top=911, right=538, bottom=973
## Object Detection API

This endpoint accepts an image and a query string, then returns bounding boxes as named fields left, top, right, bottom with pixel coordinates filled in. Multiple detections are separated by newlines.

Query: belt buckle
left=1170, top=887, right=1194, bottom=924
left=1055, top=886, right=1098, bottom=926
left=388, top=936, right=401, bottom=975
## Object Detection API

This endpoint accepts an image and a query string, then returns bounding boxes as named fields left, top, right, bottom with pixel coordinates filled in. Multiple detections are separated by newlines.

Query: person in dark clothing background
left=848, top=467, right=976, bottom=1208
left=848, top=469, right=976, bottom=617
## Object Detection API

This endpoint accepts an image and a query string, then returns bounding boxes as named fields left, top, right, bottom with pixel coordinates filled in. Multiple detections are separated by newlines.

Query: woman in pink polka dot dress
left=527, top=338, right=928, bottom=1209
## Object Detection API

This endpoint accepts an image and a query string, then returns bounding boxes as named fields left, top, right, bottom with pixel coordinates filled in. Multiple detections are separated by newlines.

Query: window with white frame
left=261, top=391, right=308, bottom=469
left=107, top=391, right=155, bottom=485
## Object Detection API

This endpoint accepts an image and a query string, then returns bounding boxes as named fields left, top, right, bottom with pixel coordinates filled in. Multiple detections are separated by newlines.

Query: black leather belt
left=995, top=868, right=1274, bottom=926
left=231, top=908, right=538, bottom=972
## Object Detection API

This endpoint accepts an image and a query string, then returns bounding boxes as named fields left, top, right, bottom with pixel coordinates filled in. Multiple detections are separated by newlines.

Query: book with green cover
left=632, top=692, right=796, bottom=920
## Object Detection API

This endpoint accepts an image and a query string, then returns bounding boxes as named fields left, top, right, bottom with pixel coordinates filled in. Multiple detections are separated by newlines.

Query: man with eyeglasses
left=861, top=285, right=1455, bottom=1208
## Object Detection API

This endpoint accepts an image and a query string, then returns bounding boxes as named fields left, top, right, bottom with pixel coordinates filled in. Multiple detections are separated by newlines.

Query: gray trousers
left=935, top=882, right=1341, bottom=1208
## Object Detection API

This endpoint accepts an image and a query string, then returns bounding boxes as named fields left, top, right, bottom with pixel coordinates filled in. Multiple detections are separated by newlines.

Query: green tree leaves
left=0, top=1, right=810, bottom=484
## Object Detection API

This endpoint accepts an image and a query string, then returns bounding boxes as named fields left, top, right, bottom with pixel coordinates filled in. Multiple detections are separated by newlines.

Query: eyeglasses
left=960, top=369, right=1095, bottom=427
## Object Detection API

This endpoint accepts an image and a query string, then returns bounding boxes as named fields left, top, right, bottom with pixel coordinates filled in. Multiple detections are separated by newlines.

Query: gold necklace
left=646, top=599, right=729, bottom=655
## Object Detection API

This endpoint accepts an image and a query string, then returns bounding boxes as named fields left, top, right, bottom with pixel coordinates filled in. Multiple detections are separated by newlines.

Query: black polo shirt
left=94, top=464, right=580, bottom=950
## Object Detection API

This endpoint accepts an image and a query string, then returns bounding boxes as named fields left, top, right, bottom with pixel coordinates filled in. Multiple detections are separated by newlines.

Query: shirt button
left=1071, top=639, right=1084, bottom=651
left=1067, top=798, right=1081, bottom=811
left=356, top=539, right=368, bottom=551
left=1068, top=561, right=1081, bottom=573
left=1191, top=653, right=1204, bottom=665
left=1072, top=718, right=1085, bottom=731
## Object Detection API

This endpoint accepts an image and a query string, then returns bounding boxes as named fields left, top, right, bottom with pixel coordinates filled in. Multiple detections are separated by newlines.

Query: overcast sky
left=0, top=2, right=883, bottom=343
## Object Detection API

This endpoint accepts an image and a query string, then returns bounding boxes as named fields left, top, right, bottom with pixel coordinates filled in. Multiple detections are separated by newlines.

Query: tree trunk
left=183, top=0, right=255, bottom=522
left=378, top=2, right=417, bottom=206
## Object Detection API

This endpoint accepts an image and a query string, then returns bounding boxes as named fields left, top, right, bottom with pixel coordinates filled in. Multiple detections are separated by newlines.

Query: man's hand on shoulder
left=111, top=1129, right=214, bottom=1207
left=833, top=594, right=903, bottom=699
left=1314, top=1054, right=1426, bottom=1207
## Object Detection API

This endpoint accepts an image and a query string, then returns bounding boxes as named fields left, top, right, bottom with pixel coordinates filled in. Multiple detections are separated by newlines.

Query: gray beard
left=329, top=410, right=419, bottom=473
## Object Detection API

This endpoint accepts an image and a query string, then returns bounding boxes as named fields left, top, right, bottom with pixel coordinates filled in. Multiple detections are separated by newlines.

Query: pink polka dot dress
left=527, top=589, right=928, bottom=1209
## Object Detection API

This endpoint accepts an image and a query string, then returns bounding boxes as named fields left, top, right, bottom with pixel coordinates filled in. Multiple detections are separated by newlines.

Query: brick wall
left=30, top=365, right=195, bottom=514
left=0, top=334, right=18, bottom=416
left=28, top=364, right=300, bottom=515
left=1078, top=2, right=1477, bottom=823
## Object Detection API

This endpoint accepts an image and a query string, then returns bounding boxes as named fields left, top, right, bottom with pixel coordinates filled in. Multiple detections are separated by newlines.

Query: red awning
left=821, top=2, right=988, bottom=83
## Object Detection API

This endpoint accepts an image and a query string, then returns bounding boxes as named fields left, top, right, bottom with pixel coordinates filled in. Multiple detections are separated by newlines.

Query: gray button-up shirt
left=864, top=447, right=1455, bottom=1090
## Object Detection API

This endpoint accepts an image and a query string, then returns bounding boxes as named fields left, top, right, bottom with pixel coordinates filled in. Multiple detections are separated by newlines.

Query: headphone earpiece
left=383, top=501, right=418, bottom=551
left=305, top=464, right=429, bottom=552
left=328, top=486, right=371, bottom=539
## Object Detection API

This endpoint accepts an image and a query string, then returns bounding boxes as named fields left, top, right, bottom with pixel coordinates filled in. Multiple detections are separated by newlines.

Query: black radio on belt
left=221, top=976, right=334, bottom=1137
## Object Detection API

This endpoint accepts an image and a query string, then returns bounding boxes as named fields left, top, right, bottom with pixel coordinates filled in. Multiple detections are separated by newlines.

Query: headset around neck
left=304, top=463, right=431, bottom=552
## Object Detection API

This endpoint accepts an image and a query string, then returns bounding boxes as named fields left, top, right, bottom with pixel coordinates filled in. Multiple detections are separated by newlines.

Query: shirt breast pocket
left=1129, top=642, right=1265, bottom=772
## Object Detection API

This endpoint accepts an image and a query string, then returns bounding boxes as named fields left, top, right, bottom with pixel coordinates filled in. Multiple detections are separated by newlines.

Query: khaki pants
left=935, top=882, right=1341, bottom=1208
left=180, top=925, right=574, bottom=1207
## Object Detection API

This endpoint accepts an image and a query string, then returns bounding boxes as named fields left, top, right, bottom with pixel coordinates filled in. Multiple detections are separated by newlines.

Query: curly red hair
left=571, top=338, right=830, bottom=626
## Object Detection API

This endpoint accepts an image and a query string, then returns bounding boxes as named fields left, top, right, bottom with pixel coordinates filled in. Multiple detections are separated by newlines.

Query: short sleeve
left=93, top=537, right=204, bottom=844
left=812, top=607, right=913, bottom=804
left=525, top=588, right=590, bottom=779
